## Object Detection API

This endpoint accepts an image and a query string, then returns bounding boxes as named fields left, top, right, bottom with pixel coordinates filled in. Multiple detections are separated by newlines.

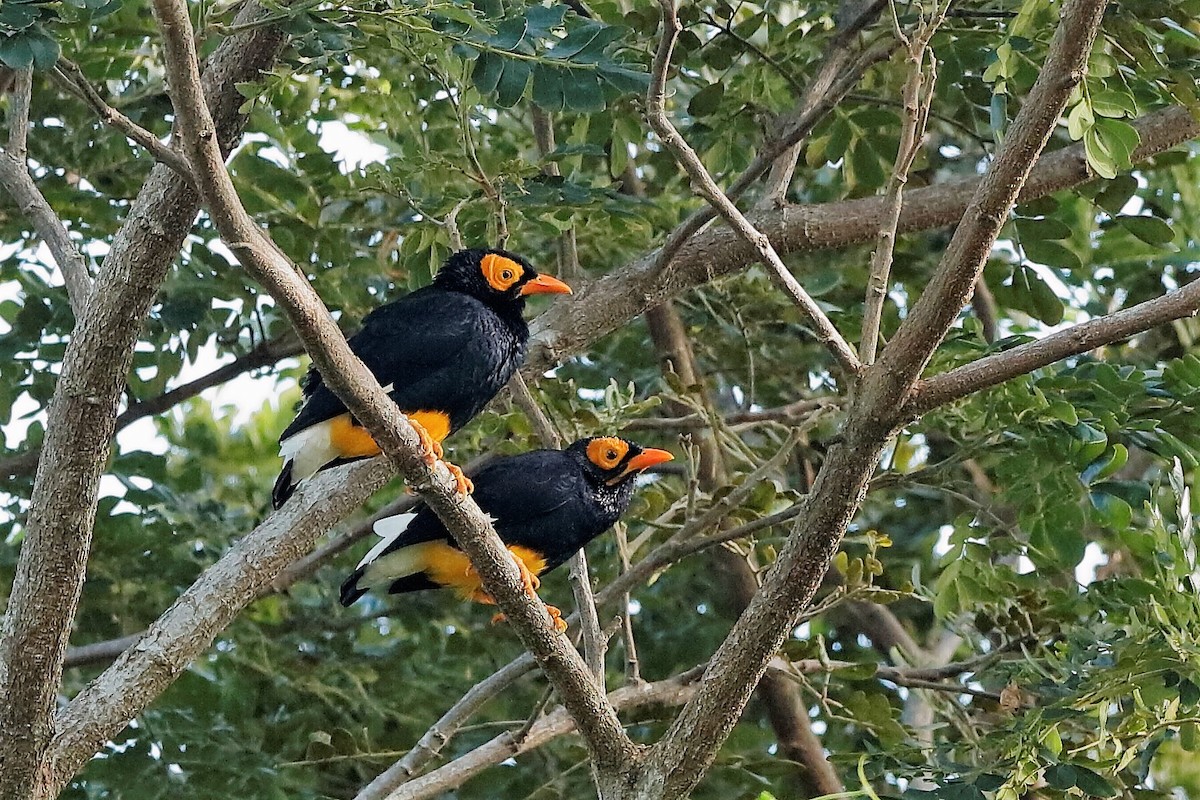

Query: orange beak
left=520, top=274, right=573, bottom=296
left=621, top=448, right=674, bottom=476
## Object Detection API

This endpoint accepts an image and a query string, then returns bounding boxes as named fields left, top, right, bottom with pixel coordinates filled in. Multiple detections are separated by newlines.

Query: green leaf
left=1090, top=89, right=1137, bottom=118
left=531, top=64, right=566, bottom=112
left=471, top=51, right=504, bottom=95
left=1115, top=215, right=1175, bottom=246
left=1067, top=101, right=1094, bottom=140
left=1093, top=117, right=1140, bottom=168
left=688, top=82, right=724, bottom=117
left=597, top=63, right=649, bottom=94
left=1016, top=216, right=1073, bottom=241
left=494, top=59, right=531, bottom=108
left=562, top=71, right=604, bottom=112
left=1084, top=127, right=1118, bottom=179
left=1023, top=239, right=1083, bottom=272
left=0, top=33, right=35, bottom=68
left=1072, top=766, right=1116, bottom=797
left=1093, top=174, right=1138, bottom=215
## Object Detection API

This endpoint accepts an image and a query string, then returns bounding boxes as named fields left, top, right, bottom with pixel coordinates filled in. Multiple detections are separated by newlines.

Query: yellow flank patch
left=420, top=542, right=548, bottom=601
left=327, top=410, right=450, bottom=459
left=328, top=414, right=382, bottom=458
left=407, top=410, right=451, bottom=443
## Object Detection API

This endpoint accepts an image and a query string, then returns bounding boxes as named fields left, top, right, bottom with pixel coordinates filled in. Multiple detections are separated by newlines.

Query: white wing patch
left=359, top=512, right=418, bottom=568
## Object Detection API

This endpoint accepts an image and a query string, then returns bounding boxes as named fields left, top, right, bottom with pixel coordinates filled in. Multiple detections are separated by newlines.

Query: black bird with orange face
left=272, top=248, right=571, bottom=508
left=339, top=436, right=673, bottom=630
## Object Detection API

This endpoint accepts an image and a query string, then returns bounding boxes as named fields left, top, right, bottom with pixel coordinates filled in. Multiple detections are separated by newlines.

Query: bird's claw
left=445, top=461, right=473, bottom=495
left=408, top=417, right=440, bottom=467
left=512, top=552, right=540, bottom=596
left=545, top=604, right=567, bottom=633
left=491, top=605, right=567, bottom=633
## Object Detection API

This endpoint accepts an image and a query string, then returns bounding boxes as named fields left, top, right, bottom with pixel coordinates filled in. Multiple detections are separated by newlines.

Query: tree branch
left=870, top=0, right=1107, bottom=406
left=52, top=57, right=195, bottom=183
left=0, top=67, right=93, bottom=316
left=0, top=7, right=288, bottom=796
left=378, top=667, right=706, bottom=800
left=2, top=332, right=305, bottom=480
left=148, top=0, right=637, bottom=792
left=46, top=459, right=394, bottom=792
left=637, top=3, right=1109, bottom=796
left=525, top=104, right=1199, bottom=379
left=645, top=0, right=861, bottom=381
left=910, top=274, right=1200, bottom=415
left=354, top=651, right=539, bottom=799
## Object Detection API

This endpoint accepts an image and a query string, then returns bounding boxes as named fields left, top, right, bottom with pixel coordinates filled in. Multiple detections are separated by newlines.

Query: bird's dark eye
left=501, top=269, right=514, bottom=281
left=606, top=450, right=618, bottom=461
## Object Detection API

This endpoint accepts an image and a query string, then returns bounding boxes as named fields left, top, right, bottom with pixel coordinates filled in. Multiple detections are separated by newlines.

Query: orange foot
left=445, top=461, right=474, bottom=495
left=491, top=605, right=567, bottom=633
left=408, top=417, right=441, bottom=467
left=512, top=551, right=541, bottom=596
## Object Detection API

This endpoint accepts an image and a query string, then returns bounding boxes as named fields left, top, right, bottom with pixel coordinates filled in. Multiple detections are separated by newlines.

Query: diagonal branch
left=0, top=9, right=288, bottom=797
left=47, top=459, right=394, bottom=791
left=909, top=274, right=1200, bottom=415
left=148, top=0, right=637, bottom=787
left=645, top=0, right=861, bottom=381
left=0, top=67, right=93, bottom=316
left=52, top=57, right=195, bottom=183
left=383, top=667, right=705, bottom=800
left=637, top=2, right=1110, bottom=797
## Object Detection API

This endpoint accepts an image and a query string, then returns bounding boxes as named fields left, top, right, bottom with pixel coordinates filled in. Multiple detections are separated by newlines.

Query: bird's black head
left=433, top=248, right=572, bottom=309
left=567, top=436, right=674, bottom=490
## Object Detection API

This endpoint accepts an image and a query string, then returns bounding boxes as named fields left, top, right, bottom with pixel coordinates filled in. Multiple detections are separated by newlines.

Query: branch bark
left=525, top=104, right=1199, bottom=378
left=645, top=0, right=861, bottom=381
left=147, top=0, right=638, bottom=794
left=0, top=67, right=93, bottom=316
left=910, top=273, right=1200, bottom=414
left=635, top=2, right=1109, bottom=796
left=0, top=8, right=287, bottom=797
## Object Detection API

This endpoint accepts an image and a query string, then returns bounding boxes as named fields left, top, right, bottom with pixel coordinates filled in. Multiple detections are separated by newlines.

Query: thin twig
left=531, top=107, right=582, bottom=284
left=52, top=57, right=195, bottom=184
left=0, top=67, right=93, bottom=315
left=613, top=523, right=642, bottom=685
left=861, top=4, right=947, bottom=364
left=646, top=0, right=862, bottom=381
left=356, top=653, right=539, bottom=797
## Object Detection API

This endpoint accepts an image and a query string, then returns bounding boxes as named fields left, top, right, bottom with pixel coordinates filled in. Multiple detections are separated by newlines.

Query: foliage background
left=2, top=0, right=1200, bottom=798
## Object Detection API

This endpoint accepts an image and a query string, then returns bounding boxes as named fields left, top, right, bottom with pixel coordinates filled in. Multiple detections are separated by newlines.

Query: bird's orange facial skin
left=327, top=410, right=450, bottom=459
left=481, top=253, right=524, bottom=292
left=587, top=437, right=630, bottom=470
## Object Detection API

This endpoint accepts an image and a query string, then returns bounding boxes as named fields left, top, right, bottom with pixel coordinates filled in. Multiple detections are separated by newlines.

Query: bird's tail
left=272, top=460, right=296, bottom=510
left=339, top=567, right=369, bottom=607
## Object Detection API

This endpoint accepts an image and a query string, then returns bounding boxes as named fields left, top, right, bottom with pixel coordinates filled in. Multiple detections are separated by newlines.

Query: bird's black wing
left=472, top=450, right=578, bottom=515
left=281, top=289, right=492, bottom=440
